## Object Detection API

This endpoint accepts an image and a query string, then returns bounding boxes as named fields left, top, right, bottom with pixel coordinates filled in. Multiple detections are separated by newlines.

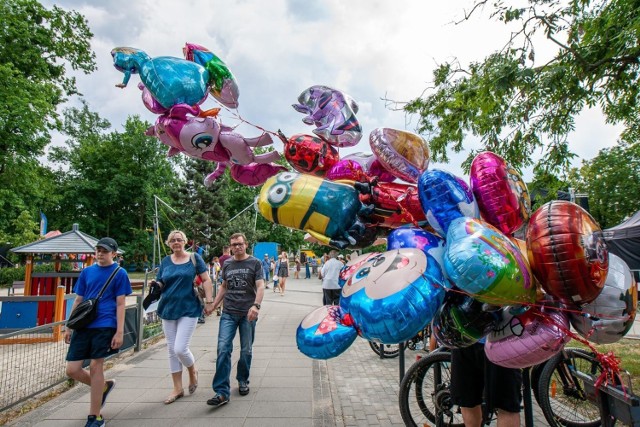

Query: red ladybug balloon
left=356, top=181, right=426, bottom=228
left=279, top=132, right=339, bottom=177
left=526, top=201, right=608, bottom=306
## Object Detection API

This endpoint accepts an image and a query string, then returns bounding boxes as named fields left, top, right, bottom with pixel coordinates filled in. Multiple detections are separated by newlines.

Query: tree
left=0, top=0, right=95, bottom=242
left=48, top=103, right=179, bottom=263
left=573, top=142, right=640, bottom=228
left=404, top=0, right=640, bottom=174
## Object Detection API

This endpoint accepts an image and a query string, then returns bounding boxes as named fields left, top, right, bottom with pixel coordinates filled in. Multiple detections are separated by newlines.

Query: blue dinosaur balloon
left=112, top=47, right=210, bottom=109
left=296, top=305, right=357, bottom=359
left=417, top=169, right=479, bottom=237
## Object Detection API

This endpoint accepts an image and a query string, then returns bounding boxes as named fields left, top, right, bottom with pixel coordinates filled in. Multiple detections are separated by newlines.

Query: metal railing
left=0, top=273, right=164, bottom=412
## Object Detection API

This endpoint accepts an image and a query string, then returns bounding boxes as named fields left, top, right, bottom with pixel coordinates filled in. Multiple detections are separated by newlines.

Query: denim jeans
left=212, top=312, right=256, bottom=398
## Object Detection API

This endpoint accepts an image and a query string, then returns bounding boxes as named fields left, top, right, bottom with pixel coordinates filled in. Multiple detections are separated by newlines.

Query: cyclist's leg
left=451, top=344, right=485, bottom=425
left=486, top=356, right=522, bottom=427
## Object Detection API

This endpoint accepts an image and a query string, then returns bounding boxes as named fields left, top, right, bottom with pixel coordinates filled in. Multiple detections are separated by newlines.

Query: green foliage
left=0, top=0, right=95, bottom=245
left=48, top=103, right=179, bottom=260
left=0, top=262, right=70, bottom=287
left=574, top=142, right=640, bottom=228
left=405, top=0, right=640, bottom=173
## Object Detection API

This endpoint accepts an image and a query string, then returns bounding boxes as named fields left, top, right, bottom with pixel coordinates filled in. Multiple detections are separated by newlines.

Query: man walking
left=319, top=250, right=343, bottom=305
left=206, top=233, right=265, bottom=408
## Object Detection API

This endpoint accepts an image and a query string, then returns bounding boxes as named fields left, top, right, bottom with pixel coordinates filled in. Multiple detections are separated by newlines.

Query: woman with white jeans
left=155, top=230, right=214, bottom=404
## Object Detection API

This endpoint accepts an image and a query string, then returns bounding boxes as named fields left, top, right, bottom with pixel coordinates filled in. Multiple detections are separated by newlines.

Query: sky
left=45, top=0, right=622, bottom=180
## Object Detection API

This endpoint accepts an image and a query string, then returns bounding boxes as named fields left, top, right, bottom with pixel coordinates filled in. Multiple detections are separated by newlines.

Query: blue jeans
left=262, top=267, right=270, bottom=282
left=212, top=312, right=256, bottom=398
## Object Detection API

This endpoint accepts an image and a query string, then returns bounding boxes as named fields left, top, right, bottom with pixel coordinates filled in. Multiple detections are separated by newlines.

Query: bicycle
left=369, top=326, right=432, bottom=358
left=398, top=347, right=608, bottom=427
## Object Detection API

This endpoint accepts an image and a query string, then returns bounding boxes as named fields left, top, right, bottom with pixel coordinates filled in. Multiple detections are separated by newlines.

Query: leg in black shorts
left=450, top=342, right=522, bottom=413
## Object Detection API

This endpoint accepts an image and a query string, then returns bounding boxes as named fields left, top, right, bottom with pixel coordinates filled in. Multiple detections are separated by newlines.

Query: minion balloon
left=256, top=172, right=371, bottom=249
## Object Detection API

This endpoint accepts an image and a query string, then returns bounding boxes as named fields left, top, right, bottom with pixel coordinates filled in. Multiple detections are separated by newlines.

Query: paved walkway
left=7, top=277, right=549, bottom=426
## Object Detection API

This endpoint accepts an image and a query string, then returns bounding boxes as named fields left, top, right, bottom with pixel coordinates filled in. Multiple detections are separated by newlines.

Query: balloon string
left=213, top=102, right=279, bottom=138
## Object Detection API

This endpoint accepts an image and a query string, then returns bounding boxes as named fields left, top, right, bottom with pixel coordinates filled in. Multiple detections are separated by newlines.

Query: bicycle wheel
left=399, top=350, right=464, bottom=427
left=536, top=348, right=602, bottom=427
left=368, top=341, right=400, bottom=358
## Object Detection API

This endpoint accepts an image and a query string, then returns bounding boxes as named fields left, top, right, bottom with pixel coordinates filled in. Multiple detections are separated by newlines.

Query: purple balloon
left=485, top=306, right=570, bottom=369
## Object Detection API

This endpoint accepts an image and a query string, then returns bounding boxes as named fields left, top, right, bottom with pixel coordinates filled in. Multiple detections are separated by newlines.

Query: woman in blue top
left=156, top=230, right=214, bottom=404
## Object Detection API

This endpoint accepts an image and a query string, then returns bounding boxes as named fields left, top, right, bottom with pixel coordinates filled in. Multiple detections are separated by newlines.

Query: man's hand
left=247, top=306, right=259, bottom=321
left=111, top=331, right=124, bottom=349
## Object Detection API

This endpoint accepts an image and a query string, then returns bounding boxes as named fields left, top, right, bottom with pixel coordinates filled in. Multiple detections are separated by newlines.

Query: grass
left=569, top=338, right=640, bottom=392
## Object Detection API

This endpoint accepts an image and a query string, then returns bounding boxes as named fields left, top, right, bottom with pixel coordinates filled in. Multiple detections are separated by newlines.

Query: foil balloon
left=183, top=42, right=240, bottom=109
left=485, top=306, right=571, bottom=369
left=369, top=128, right=430, bottom=184
left=356, top=181, right=427, bottom=228
left=444, top=217, right=536, bottom=306
left=256, top=172, right=372, bottom=249
left=112, top=47, right=209, bottom=109
left=432, top=292, right=498, bottom=348
left=386, top=227, right=446, bottom=274
left=138, top=82, right=168, bottom=114
left=339, top=248, right=446, bottom=344
left=227, top=163, right=288, bottom=187
left=145, top=104, right=283, bottom=186
left=342, top=152, right=396, bottom=182
left=292, top=85, right=362, bottom=147
left=527, top=201, right=608, bottom=306
left=470, top=151, right=532, bottom=235
left=339, top=252, right=381, bottom=287
left=296, top=305, right=357, bottom=359
left=418, top=169, right=479, bottom=237
left=278, top=132, right=339, bottom=177
left=326, top=160, right=367, bottom=182
left=569, top=254, right=637, bottom=344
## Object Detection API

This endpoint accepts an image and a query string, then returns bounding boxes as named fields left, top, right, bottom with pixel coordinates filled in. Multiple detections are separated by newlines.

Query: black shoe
left=207, top=394, right=229, bottom=407
left=197, top=317, right=205, bottom=324
left=101, top=379, right=116, bottom=408
left=238, top=382, right=250, bottom=396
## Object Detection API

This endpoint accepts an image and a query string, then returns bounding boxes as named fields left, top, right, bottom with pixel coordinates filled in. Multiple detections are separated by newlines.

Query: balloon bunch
left=256, top=86, right=434, bottom=249
left=294, top=149, right=636, bottom=369
left=111, top=44, right=285, bottom=186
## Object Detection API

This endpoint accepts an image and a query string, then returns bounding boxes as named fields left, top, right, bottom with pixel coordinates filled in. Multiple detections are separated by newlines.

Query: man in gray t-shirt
left=207, top=233, right=265, bottom=408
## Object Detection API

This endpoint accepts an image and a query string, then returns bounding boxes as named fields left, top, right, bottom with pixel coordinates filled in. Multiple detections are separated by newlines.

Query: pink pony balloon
left=138, top=83, right=168, bottom=114
left=146, top=104, right=283, bottom=186
left=292, top=85, right=362, bottom=147
left=470, top=151, right=531, bottom=235
left=485, top=306, right=570, bottom=369
left=369, top=128, right=430, bottom=184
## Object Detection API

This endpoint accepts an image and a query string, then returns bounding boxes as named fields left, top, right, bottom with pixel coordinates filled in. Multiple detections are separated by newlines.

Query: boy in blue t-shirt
left=65, top=237, right=132, bottom=427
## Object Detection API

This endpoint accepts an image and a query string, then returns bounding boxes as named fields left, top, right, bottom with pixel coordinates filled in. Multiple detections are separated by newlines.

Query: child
left=65, top=237, right=132, bottom=427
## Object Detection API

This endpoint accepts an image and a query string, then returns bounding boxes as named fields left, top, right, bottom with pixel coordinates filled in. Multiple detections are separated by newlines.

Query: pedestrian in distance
left=261, top=253, right=271, bottom=288
left=272, top=257, right=280, bottom=292
left=64, top=237, right=132, bottom=427
left=294, top=256, right=301, bottom=279
left=304, top=258, right=311, bottom=279
left=319, top=250, right=343, bottom=306
left=155, top=230, right=214, bottom=404
left=277, top=251, right=289, bottom=296
left=206, top=232, right=265, bottom=408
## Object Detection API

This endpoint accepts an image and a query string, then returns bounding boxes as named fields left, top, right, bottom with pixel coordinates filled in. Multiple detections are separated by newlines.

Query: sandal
left=188, top=371, right=198, bottom=395
left=164, top=390, right=184, bottom=404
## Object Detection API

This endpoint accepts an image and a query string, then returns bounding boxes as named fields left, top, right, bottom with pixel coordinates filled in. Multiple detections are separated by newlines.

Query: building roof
left=10, top=224, right=119, bottom=254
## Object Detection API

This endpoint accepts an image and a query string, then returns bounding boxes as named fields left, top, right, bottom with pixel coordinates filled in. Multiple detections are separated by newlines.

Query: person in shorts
left=450, top=342, right=522, bottom=426
left=65, top=237, right=132, bottom=427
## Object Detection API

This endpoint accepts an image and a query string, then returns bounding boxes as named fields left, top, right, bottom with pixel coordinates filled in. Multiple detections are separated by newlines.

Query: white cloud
left=47, top=0, right=621, bottom=180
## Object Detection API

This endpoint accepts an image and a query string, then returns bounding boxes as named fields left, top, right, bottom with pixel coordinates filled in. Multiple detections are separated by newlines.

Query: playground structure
left=0, top=224, right=106, bottom=342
